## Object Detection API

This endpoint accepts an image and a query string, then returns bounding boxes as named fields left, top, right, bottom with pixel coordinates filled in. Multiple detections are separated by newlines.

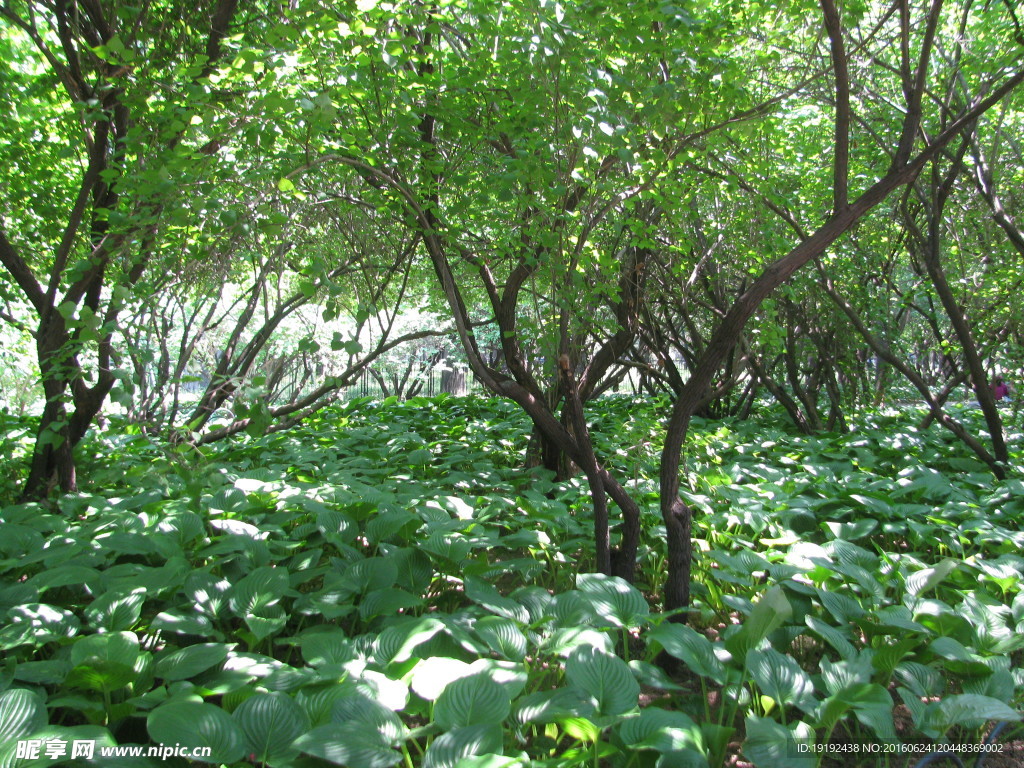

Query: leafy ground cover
left=0, top=396, right=1023, bottom=767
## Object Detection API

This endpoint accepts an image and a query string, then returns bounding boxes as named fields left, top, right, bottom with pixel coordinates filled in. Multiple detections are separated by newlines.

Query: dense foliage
left=1, top=397, right=1023, bottom=767
left=2, top=0, right=1024, bottom=765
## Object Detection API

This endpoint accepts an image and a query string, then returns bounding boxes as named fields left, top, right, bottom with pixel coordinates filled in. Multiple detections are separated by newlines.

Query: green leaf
left=422, top=724, right=503, bottom=768
left=0, top=688, right=47, bottom=744
left=67, top=632, right=141, bottom=693
left=434, top=674, right=511, bottom=729
left=824, top=519, right=877, bottom=540
left=407, top=448, right=432, bottom=465
left=0, top=603, right=80, bottom=648
left=233, top=691, right=310, bottom=764
left=927, top=694, right=1022, bottom=736
left=474, top=617, right=528, bottom=662
left=648, top=623, right=726, bottom=683
left=511, top=688, right=591, bottom=725
left=155, top=643, right=230, bottom=681
left=293, top=722, right=402, bottom=767
left=411, top=657, right=473, bottom=701
left=230, top=566, right=290, bottom=617
left=374, top=617, right=445, bottom=665
left=835, top=683, right=897, bottom=742
left=616, top=706, right=704, bottom=753
left=296, top=684, right=353, bottom=727
left=747, top=648, right=816, bottom=713
left=147, top=701, right=246, bottom=764
left=359, top=587, right=424, bottom=620
left=70, top=631, right=140, bottom=668
left=804, top=616, right=856, bottom=660
left=627, top=660, right=686, bottom=692
left=561, top=717, right=601, bottom=742
left=464, top=578, right=529, bottom=624
left=27, top=565, right=100, bottom=593
left=742, top=715, right=815, bottom=768
left=819, top=654, right=874, bottom=696
left=300, top=630, right=356, bottom=667
left=906, top=559, right=958, bottom=597
left=894, top=661, right=945, bottom=699
left=575, top=573, right=649, bottom=629
left=725, top=586, right=792, bottom=659
left=332, top=694, right=406, bottom=745
left=565, top=645, right=639, bottom=717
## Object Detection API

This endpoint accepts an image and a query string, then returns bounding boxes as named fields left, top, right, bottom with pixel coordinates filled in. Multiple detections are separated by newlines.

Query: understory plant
left=0, top=396, right=1021, bottom=767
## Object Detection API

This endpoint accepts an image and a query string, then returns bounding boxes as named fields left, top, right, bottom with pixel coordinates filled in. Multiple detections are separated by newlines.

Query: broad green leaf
left=648, top=623, right=726, bottom=683
left=474, top=617, right=528, bottom=662
left=300, top=630, right=356, bottom=667
left=575, top=573, right=649, bottom=629
left=343, top=558, right=399, bottom=594
left=0, top=603, right=80, bottom=648
left=838, top=683, right=897, bottom=742
left=747, top=648, right=816, bottom=713
left=67, top=632, right=141, bottom=692
left=561, top=717, right=601, bottom=742
left=742, top=715, right=815, bottom=768
left=549, top=591, right=594, bottom=627
left=434, top=674, right=511, bottom=729
left=245, top=605, right=288, bottom=641
left=366, top=511, right=422, bottom=546
left=819, top=654, right=874, bottom=696
left=407, top=448, right=433, bottom=465
left=230, top=566, right=290, bottom=617
left=26, top=565, right=100, bottom=593
left=83, top=588, right=146, bottom=631
left=453, top=757, right=527, bottom=768
left=814, top=589, right=864, bottom=624
left=150, top=611, right=217, bottom=638
left=906, top=559, right=958, bottom=598
left=147, top=701, right=246, bottom=764
left=511, top=688, right=591, bottom=724
left=332, top=694, right=406, bottom=745
left=616, top=706, right=704, bottom=754
left=627, top=659, right=686, bottom=692
left=294, top=722, right=402, bottom=767
left=804, top=616, right=856, bottom=660
left=963, top=669, right=1016, bottom=702
left=564, top=645, right=639, bottom=717
left=358, top=587, right=423, bottom=620
left=0, top=688, right=47, bottom=744
left=353, top=670, right=409, bottom=711
left=296, top=684, right=354, bottom=727
left=422, top=724, right=503, bottom=768
left=410, top=657, right=473, bottom=701
left=824, top=519, right=877, bottom=541
left=724, top=586, right=792, bottom=659
left=925, top=694, right=1022, bottom=737
left=233, top=691, right=310, bottom=764
left=464, top=578, right=529, bottom=624
left=155, top=643, right=230, bottom=681
left=542, top=627, right=613, bottom=657
left=374, top=617, right=446, bottom=665
left=894, top=661, right=945, bottom=699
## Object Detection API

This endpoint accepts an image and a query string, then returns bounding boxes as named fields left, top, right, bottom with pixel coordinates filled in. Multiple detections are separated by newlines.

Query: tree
left=657, top=0, right=1024, bottom=612
left=0, top=0, right=242, bottom=497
